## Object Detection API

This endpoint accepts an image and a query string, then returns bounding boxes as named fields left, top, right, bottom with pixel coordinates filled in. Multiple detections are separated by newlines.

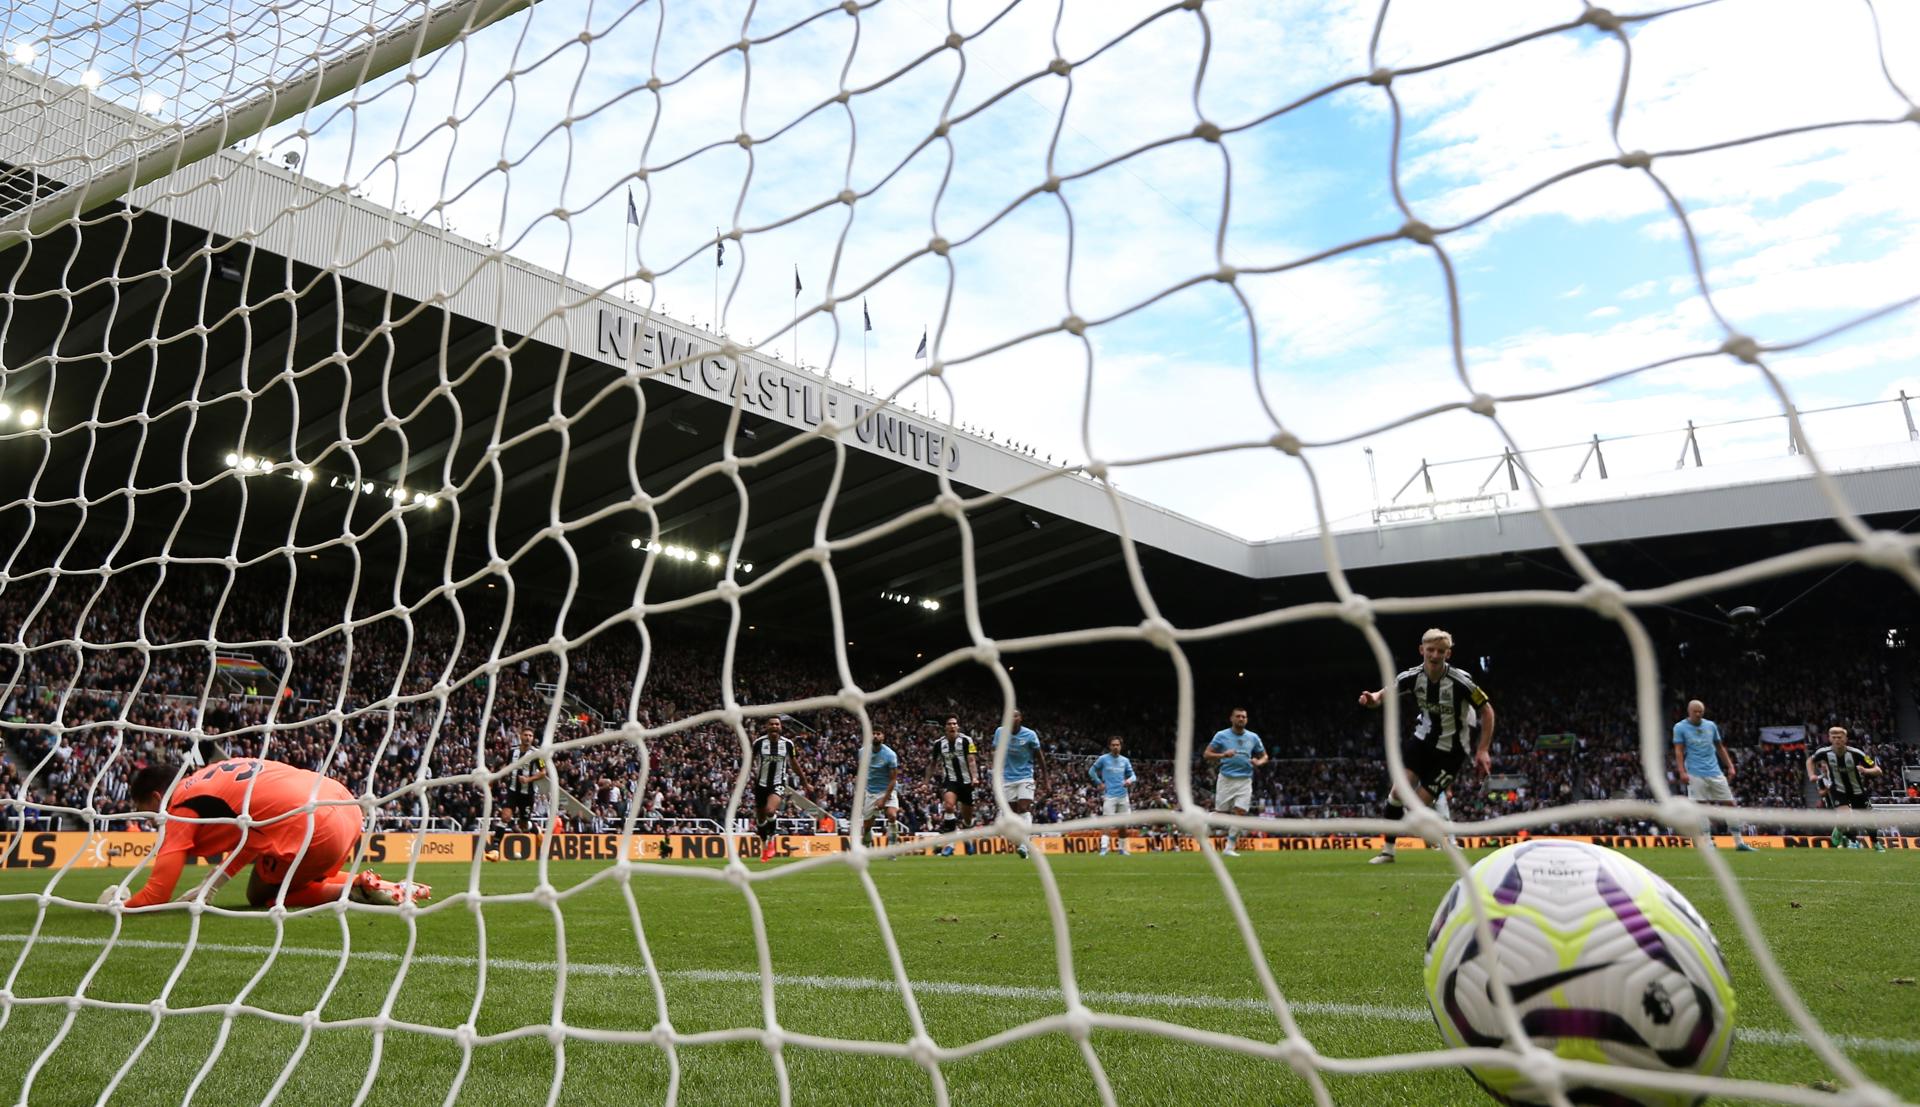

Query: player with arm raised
left=1359, top=628, right=1493, bottom=865
left=1090, top=736, right=1137, bottom=857
left=994, top=709, right=1049, bottom=859
left=1808, top=726, right=1886, bottom=851
left=108, top=759, right=427, bottom=910
left=753, top=716, right=808, bottom=863
left=859, top=729, right=903, bottom=852
left=1672, top=700, right=1755, bottom=851
left=929, top=715, right=979, bottom=857
left=1204, top=709, right=1267, bottom=857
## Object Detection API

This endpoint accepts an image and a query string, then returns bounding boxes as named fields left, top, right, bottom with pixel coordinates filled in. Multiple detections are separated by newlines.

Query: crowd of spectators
left=3, top=559, right=1916, bottom=840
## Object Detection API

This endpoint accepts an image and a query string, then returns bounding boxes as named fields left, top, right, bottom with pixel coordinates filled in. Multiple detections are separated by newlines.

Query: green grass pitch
left=0, top=849, right=1915, bottom=1105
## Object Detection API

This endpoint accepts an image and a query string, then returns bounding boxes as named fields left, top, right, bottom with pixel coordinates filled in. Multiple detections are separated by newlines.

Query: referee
left=1806, top=726, right=1886, bottom=851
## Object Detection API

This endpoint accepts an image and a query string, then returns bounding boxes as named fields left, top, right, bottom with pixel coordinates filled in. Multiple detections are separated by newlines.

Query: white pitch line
left=1280, top=869, right=1896, bottom=888
left=2, top=934, right=1915, bottom=1055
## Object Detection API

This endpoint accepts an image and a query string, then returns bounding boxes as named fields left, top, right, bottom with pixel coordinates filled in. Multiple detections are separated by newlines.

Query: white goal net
left=1, top=0, right=1918, bottom=1104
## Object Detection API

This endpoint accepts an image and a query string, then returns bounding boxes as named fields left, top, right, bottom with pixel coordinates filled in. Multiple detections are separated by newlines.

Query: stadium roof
left=5, top=67, right=1920, bottom=651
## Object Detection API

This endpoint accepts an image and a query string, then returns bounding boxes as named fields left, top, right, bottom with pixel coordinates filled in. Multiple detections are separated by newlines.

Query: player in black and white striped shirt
left=1358, top=628, right=1493, bottom=865
left=752, top=717, right=807, bottom=863
left=1807, top=726, right=1885, bottom=851
left=928, top=715, right=980, bottom=857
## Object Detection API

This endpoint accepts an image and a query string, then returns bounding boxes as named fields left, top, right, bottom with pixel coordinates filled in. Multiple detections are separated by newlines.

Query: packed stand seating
left=3, top=554, right=1913, bottom=840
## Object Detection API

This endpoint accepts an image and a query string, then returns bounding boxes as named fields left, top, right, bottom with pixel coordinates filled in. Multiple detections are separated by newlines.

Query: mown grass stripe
left=3, top=933, right=1913, bottom=1055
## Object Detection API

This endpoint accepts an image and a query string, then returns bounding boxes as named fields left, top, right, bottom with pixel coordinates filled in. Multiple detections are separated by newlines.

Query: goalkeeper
left=109, top=759, right=429, bottom=909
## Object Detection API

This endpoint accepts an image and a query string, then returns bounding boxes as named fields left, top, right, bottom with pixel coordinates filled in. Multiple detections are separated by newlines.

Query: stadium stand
left=6, top=545, right=1912, bottom=841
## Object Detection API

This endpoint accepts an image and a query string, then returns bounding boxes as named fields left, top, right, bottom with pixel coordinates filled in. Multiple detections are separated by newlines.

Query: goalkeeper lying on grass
left=100, top=759, right=429, bottom=910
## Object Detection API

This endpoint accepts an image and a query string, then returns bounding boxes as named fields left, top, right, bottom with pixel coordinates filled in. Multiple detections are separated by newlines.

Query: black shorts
left=1828, top=792, right=1872, bottom=812
left=1400, top=741, right=1465, bottom=796
left=753, top=785, right=782, bottom=811
left=945, top=782, right=974, bottom=805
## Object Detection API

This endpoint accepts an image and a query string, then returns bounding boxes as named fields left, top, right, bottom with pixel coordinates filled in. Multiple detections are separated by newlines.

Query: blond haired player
left=1359, top=628, right=1493, bottom=864
left=1808, top=726, right=1886, bottom=851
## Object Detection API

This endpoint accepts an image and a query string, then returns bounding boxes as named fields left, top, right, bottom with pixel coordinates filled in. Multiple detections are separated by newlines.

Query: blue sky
left=14, top=0, right=1919, bottom=538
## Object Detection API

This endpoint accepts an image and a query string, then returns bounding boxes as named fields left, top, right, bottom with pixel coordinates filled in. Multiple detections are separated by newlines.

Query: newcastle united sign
left=584, top=306, right=961, bottom=474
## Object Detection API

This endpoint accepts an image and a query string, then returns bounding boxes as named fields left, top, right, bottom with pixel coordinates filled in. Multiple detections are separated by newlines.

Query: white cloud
left=40, top=0, right=1915, bottom=540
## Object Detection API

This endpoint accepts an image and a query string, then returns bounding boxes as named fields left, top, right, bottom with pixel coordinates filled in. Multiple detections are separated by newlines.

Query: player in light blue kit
left=1089, top=736, right=1136, bottom=857
left=993, top=709, right=1049, bottom=859
left=860, top=729, right=903, bottom=852
left=1672, top=699, right=1753, bottom=851
left=1204, top=708, right=1268, bottom=857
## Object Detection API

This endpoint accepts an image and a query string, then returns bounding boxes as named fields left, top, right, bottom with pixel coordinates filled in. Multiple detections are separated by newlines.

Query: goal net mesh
left=1, top=0, right=1917, bottom=1104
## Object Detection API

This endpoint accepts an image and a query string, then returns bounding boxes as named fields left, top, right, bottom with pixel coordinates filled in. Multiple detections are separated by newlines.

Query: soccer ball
left=1424, top=840, right=1736, bottom=1106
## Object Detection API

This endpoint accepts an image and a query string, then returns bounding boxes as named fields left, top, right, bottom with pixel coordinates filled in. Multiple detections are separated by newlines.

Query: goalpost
left=2, top=0, right=1918, bottom=1104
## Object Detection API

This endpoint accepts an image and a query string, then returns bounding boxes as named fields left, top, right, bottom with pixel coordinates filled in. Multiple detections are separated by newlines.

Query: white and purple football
left=1425, top=840, right=1736, bottom=1106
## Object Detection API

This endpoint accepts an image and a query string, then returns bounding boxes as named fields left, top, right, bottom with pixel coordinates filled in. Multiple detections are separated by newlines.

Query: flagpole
left=623, top=187, right=639, bottom=303
left=712, top=226, right=720, bottom=333
left=793, top=265, right=801, bottom=369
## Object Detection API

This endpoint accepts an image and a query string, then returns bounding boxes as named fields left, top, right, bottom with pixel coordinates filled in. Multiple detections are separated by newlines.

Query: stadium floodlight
left=881, top=590, right=941, bottom=611
left=79, top=69, right=102, bottom=91
left=629, top=538, right=642, bottom=549
left=17, top=408, right=39, bottom=427
left=11, top=42, right=37, bottom=64
left=0, top=404, right=10, bottom=421
left=223, top=452, right=240, bottom=466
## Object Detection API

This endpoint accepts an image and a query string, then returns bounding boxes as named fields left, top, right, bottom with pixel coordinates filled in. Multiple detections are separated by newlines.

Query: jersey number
left=196, top=759, right=261, bottom=784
